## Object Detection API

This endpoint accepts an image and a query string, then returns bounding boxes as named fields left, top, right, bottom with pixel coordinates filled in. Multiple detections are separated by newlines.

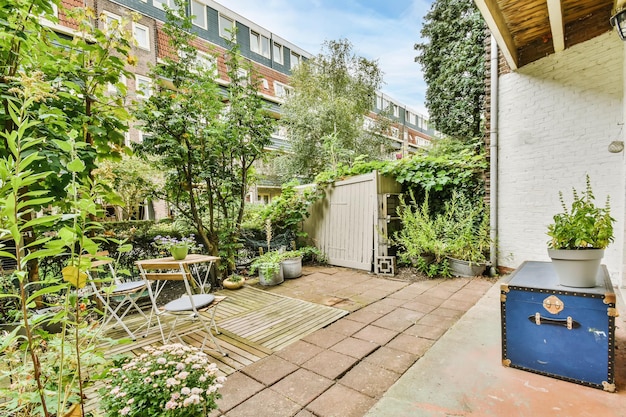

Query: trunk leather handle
left=529, top=313, right=580, bottom=330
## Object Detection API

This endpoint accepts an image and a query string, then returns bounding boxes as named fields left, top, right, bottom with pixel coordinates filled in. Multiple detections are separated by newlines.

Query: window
left=290, top=51, right=301, bottom=69
left=257, top=194, right=270, bottom=204
left=153, top=0, right=175, bottom=11
left=393, top=104, right=399, bottom=117
left=261, top=78, right=269, bottom=90
left=273, top=125, right=287, bottom=139
left=107, top=74, right=127, bottom=95
left=274, top=81, right=293, bottom=99
left=191, top=0, right=206, bottom=29
left=250, top=31, right=270, bottom=58
left=376, top=94, right=383, bottom=110
left=273, top=42, right=283, bottom=64
left=236, top=68, right=248, bottom=85
left=196, top=51, right=217, bottom=76
left=101, top=11, right=121, bottom=35
left=132, top=22, right=150, bottom=50
left=363, top=117, right=376, bottom=131
left=135, top=75, right=152, bottom=99
left=219, top=14, right=235, bottom=39
left=391, top=127, right=399, bottom=138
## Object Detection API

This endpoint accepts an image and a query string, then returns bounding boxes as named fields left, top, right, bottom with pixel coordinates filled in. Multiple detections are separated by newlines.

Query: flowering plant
left=153, top=235, right=202, bottom=252
left=100, top=343, right=225, bottom=417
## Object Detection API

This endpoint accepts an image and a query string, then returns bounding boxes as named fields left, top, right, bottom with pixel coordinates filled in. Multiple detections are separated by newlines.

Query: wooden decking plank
left=219, top=299, right=343, bottom=342
left=243, top=303, right=328, bottom=342
left=267, top=313, right=349, bottom=350
left=215, top=328, right=274, bottom=356
left=217, top=300, right=299, bottom=336
left=217, top=297, right=303, bottom=330
left=255, top=308, right=347, bottom=346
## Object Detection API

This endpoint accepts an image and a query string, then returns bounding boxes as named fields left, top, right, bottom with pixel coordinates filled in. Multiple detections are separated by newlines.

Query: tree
left=134, top=2, right=274, bottom=275
left=415, top=0, right=486, bottom=140
left=0, top=2, right=133, bottom=292
left=277, top=39, right=389, bottom=182
left=95, top=156, right=164, bottom=220
left=0, top=2, right=134, bottom=415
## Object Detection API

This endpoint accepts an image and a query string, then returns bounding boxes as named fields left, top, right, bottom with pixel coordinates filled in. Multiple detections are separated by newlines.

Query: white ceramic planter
left=281, top=257, right=302, bottom=279
left=547, top=249, right=603, bottom=288
left=258, top=263, right=284, bottom=286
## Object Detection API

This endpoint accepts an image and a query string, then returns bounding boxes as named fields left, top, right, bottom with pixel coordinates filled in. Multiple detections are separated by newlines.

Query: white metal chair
left=136, top=259, right=227, bottom=356
left=87, top=253, right=148, bottom=340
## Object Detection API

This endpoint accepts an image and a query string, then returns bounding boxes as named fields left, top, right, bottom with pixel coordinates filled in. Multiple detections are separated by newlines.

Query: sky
left=216, top=0, right=433, bottom=116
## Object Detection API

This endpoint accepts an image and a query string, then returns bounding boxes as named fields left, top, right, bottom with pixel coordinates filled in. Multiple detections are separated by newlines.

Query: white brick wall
left=496, top=32, right=625, bottom=286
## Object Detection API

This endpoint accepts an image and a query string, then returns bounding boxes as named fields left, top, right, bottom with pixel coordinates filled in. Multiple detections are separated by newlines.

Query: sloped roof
left=475, top=0, right=614, bottom=69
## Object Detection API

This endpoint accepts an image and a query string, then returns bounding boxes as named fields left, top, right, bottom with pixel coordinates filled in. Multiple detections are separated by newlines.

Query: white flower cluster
left=101, top=343, right=226, bottom=417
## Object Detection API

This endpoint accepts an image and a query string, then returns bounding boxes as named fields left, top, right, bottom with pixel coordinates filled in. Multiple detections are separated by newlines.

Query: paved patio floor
left=210, top=265, right=626, bottom=416
left=210, top=266, right=495, bottom=416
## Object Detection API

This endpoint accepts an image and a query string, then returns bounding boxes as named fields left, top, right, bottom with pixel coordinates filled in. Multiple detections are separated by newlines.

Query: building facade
left=476, top=1, right=626, bottom=290
left=51, top=0, right=435, bottom=209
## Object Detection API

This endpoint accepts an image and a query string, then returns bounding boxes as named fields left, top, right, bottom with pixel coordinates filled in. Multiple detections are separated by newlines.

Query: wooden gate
left=305, top=173, right=376, bottom=270
left=303, top=171, right=401, bottom=271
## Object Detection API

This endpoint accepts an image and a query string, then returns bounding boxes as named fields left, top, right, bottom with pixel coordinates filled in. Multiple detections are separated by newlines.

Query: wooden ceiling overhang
left=474, top=0, right=615, bottom=69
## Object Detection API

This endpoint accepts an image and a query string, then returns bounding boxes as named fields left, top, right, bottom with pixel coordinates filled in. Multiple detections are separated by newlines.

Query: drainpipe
left=489, top=34, right=499, bottom=275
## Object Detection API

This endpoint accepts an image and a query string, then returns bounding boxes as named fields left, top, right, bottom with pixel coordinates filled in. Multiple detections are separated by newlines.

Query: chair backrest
left=88, top=251, right=122, bottom=285
left=136, top=261, right=188, bottom=281
left=136, top=260, right=197, bottom=304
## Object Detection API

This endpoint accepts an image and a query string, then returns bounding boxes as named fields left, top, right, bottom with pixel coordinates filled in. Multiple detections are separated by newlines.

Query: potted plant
left=153, top=234, right=202, bottom=260
left=250, top=250, right=284, bottom=286
left=441, top=192, right=490, bottom=277
left=394, top=192, right=445, bottom=269
left=223, top=274, right=245, bottom=290
left=547, top=175, right=615, bottom=287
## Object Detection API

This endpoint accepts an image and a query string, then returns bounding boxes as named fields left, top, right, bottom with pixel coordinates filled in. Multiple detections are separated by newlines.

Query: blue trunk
left=501, top=261, right=616, bottom=391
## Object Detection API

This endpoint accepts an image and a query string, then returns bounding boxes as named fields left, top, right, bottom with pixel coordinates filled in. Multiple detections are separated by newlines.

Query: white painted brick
left=496, top=32, right=625, bottom=286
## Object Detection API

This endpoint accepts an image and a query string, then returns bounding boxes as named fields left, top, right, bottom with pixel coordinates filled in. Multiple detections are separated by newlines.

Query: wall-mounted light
left=610, top=8, right=626, bottom=40
left=608, top=141, right=624, bottom=153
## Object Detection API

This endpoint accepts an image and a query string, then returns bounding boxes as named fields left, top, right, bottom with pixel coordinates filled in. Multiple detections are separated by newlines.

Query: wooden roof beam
left=547, top=0, right=565, bottom=52
left=474, top=0, right=519, bottom=69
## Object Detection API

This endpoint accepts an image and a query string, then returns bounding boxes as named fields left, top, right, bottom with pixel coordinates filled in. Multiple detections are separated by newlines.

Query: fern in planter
left=249, top=250, right=283, bottom=277
left=394, top=192, right=445, bottom=265
left=441, top=191, right=490, bottom=265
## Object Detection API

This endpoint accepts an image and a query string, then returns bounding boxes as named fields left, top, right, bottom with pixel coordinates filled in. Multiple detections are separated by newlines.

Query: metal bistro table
left=135, top=254, right=227, bottom=355
left=137, top=253, right=220, bottom=293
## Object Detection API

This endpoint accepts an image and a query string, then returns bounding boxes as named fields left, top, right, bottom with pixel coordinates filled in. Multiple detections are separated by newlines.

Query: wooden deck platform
left=102, top=286, right=348, bottom=375
left=83, top=286, right=348, bottom=412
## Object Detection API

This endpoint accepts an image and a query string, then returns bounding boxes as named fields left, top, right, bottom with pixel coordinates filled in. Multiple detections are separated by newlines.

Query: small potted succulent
left=547, top=175, right=615, bottom=287
left=222, top=274, right=245, bottom=290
